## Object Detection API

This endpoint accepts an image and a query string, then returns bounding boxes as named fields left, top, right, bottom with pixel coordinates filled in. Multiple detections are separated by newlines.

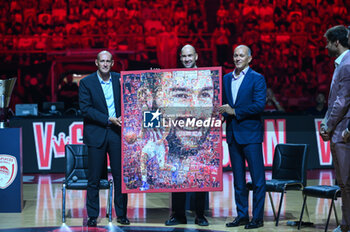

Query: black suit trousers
left=86, top=127, right=127, bottom=218
left=171, top=192, right=206, bottom=218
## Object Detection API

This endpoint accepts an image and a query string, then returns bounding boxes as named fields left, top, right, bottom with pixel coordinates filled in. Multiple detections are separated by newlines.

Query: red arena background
left=1, top=0, right=349, bottom=114
left=1, top=1, right=349, bottom=229
left=2, top=0, right=346, bottom=174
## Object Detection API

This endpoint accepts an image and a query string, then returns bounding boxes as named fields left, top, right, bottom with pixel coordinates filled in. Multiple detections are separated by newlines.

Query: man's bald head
left=234, top=45, right=251, bottom=56
left=97, top=50, right=113, bottom=61
left=95, top=50, right=114, bottom=79
left=181, top=44, right=197, bottom=54
left=180, top=44, right=198, bottom=68
left=233, top=45, right=252, bottom=73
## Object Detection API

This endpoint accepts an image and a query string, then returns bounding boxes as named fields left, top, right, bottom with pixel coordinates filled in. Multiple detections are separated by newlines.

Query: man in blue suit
left=219, top=45, right=266, bottom=229
left=79, top=51, right=129, bottom=227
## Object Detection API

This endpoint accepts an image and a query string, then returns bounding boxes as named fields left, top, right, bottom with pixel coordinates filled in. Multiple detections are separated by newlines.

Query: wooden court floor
left=0, top=170, right=341, bottom=232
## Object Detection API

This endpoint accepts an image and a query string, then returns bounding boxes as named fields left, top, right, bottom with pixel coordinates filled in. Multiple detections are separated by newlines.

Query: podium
left=0, top=128, right=22, bottom=212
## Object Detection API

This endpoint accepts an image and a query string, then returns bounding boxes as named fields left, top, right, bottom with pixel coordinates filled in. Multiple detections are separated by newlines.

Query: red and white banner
left=32, top=121, right=83, bottom=170
left=314, top=119, right=332, bottom=165
left=10, top=110, right=333, bottom=173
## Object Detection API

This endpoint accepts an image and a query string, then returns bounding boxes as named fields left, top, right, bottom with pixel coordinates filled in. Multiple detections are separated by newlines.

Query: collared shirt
left=335, top=49, right=349, bottom=67
left=231, top=66, right=249, bottom=104
left=330, top=49, right=349, bottom=89
left=97, top=72, right=116, bottom=118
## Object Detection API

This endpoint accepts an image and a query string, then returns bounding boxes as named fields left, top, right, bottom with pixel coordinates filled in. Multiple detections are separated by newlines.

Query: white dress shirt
left=97, top=73, right=116, bottom=118
left=231, top=66, right=249, bottom=104
left=331, top=50, right=349, bottom=89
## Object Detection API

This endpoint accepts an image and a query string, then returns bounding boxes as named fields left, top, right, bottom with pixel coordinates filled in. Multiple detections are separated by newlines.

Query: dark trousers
left=171, top=192, right=206, bottom=218
left=228, top=140, right=266, bottom=220
left=331, top=142, right=350, bottom=226
left=86, top=128, right=128, bottom=218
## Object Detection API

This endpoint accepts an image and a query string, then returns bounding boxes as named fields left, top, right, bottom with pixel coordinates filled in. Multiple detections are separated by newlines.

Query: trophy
left=0, top=77, right=16, bottom=128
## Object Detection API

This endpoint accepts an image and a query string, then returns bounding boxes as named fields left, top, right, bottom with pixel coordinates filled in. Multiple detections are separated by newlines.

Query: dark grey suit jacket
left=323, top=51, right=350, bottom=143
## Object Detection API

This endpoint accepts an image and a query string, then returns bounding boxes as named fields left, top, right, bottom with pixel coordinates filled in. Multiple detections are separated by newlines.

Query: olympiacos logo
left=0, top=154, right=18, bottom=189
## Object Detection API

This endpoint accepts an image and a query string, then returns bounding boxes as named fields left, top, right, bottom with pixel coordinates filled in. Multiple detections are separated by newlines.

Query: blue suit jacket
left=222, top=68, right=266, bottom=145
left=79, top=71, right=121, bottom=147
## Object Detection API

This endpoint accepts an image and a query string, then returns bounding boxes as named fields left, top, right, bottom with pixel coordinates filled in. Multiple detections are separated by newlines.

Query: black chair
left=247, top=143, right=309, bottom=226
left=298, top=185, right=341, bottom=232
left=62, top=144, right=113, bottom=223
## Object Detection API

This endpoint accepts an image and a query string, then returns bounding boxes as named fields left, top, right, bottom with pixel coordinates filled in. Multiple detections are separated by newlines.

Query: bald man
left=180, top=44, right=198, bottom=68
left=164, top=44, right=209, bottom=227
left=219, top=45, right=267, bottom=229
left=79, top=51, right=129, bottom=226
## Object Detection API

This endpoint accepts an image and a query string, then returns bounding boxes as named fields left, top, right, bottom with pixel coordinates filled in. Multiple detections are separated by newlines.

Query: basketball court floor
left=0, top=169, right=341, bottom=232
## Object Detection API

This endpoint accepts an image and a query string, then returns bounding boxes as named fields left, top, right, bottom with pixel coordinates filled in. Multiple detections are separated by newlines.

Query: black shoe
left=244, top=219, right=264, bottom=229
left=195, top=216, right=209, bottom=226
left=87, top=217, right=97, bottom=227
left=226, top=217, right=249, bottom=227
left=117, top=216, right=130, bottom=225
left=165, top=216, right=187, bottom=226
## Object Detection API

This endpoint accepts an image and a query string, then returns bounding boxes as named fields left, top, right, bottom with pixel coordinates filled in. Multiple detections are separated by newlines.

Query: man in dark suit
left=79, top=50, right=129, bottom=227
left=320, top=25, right=350, bottom=232
left=164, top=44, right=209, bottom=227
left=219, top=45, right=266, bottom=229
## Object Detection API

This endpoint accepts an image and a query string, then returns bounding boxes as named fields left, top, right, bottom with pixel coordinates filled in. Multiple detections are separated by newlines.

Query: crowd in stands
left=1, top=0, right=349, bottom=113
